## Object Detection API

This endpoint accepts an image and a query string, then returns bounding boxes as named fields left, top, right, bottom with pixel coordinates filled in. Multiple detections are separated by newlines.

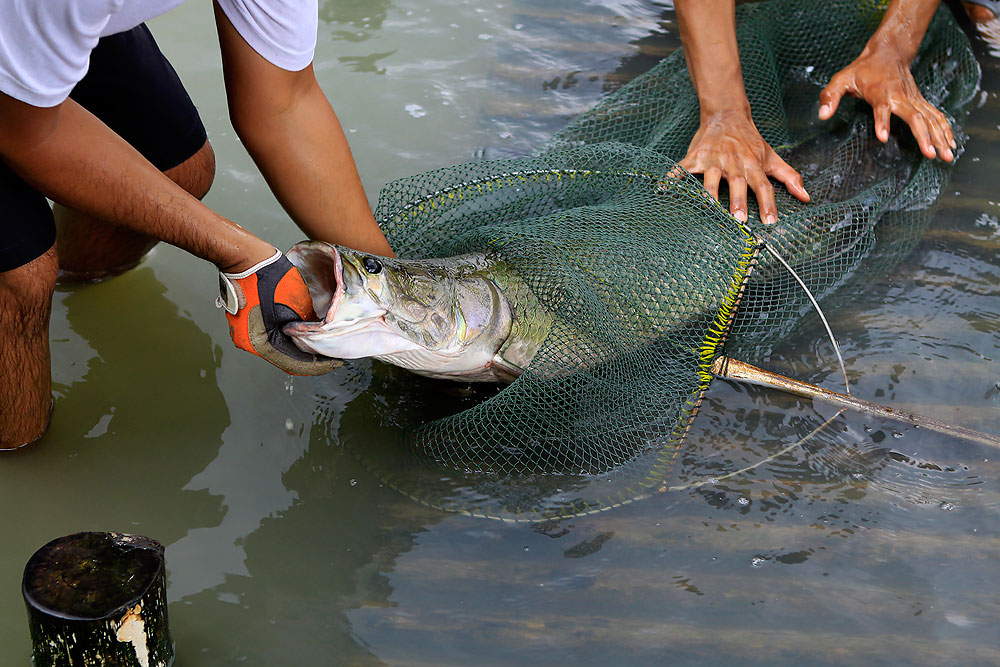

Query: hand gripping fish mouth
left=282, top=241, right=525, bottom=381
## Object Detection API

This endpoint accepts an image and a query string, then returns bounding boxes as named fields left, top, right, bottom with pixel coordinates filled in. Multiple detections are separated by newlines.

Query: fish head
left=283, top=242, right=511, bottom=378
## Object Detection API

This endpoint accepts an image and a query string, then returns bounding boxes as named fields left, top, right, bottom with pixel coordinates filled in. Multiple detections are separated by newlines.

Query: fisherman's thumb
left=248, top=307, right=342, bottom=376
left=818, top=81, right=845, bottom=120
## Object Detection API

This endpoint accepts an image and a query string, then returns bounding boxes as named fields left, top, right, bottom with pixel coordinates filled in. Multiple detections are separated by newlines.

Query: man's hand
left=820, top=0, right=956, bottom=162
left=679, top=110, right=810, bottom=224
left=218, top=249, right=341, bottom=375
left=675, top=0, right=809, bottom=224
left=819, top=49, right=956, bottom=161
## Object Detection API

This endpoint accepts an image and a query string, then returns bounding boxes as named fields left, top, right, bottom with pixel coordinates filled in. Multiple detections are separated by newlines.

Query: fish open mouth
left=283, top=241, right=423, bottom=359
left=286, top=241, right=344, bottom=324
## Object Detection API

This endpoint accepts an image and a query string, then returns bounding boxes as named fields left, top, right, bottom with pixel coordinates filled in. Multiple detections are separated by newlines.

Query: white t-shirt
left=0, top=0, right=318, bottom=107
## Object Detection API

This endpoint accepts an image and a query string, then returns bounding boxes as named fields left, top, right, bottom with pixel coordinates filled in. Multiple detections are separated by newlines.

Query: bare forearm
left=675, top=0, right=748, bottom=118
left=214, top=2, right=391, bottom=257
left=867, top=0, right=941, bottom=62
left=233, top=79, right=395, bottom=256
left=0, top=98, right=273, bottom=272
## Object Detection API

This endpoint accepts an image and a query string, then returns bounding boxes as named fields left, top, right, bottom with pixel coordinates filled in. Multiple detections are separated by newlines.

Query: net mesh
left=365, top=0, right=980, bottom=519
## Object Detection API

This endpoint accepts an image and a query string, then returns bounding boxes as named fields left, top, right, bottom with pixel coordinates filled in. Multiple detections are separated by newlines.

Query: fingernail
left=734, top=210, right=747, bottom=222
left=818, top=104, right=830, bottom=117
left=765, top=214, right=776, bottom=225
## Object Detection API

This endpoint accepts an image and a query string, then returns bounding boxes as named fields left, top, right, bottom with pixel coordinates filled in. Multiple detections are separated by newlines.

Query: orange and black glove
left=217, top=249, right=341, bottom=376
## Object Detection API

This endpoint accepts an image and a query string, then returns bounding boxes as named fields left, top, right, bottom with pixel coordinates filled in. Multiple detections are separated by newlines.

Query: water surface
left=2, top=1, right=999, bottom=664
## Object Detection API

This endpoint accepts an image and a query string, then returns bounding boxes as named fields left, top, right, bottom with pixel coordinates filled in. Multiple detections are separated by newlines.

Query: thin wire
left=400, top=409, right=848, bottom=521
left=666, top=409, right=845, bottom=491
left=759, top=239, right=851, bottom=395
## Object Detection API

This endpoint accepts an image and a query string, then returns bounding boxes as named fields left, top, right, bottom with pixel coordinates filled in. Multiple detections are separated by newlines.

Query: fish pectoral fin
left=490, top=353, right=525, bottom=383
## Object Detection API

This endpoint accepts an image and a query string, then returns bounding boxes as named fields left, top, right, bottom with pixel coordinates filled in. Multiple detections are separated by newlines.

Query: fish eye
left=363, top=257, right=383, bottom=274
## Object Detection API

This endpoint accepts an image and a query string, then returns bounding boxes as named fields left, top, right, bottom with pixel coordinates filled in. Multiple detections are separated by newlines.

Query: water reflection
left=682, top=382, right=995, bottom=526
left=166, top=363, right=367, bottom=600
left=47, top=268, right=228, bottom=543
left=166, top=365, right=452, bottom=663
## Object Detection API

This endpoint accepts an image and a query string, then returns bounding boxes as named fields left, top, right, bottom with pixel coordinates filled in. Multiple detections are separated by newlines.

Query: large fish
left=283, top=241, right=551, bottom=382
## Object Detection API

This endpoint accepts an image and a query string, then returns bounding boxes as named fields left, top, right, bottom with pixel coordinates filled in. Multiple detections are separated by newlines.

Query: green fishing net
left=357, top=0, right=979, bottom=520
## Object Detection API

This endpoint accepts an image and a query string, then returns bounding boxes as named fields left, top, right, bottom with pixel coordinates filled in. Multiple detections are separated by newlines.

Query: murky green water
left=3, top=1, right=999, bottom=664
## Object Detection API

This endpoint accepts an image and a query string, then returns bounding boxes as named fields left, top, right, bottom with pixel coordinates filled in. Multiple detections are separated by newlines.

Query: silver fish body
left=283, top=241, right=550, bottom=382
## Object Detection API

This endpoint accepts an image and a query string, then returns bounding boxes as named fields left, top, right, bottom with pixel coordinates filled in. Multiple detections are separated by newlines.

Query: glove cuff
left=217, top=248, right=281, bottom=315
left=221, top=248, right=282, bottom=280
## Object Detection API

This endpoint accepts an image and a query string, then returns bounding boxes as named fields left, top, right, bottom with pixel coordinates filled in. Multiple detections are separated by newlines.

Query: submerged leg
left=961, top=1, right=1000, bottom=51
left=962, top=0, right=999, bottom=22
left=0, top=247, right=58, bottom=449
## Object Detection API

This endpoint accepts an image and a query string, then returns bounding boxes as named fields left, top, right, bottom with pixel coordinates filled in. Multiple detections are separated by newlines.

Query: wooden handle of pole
left=711, top=356, right=1000, bottom=449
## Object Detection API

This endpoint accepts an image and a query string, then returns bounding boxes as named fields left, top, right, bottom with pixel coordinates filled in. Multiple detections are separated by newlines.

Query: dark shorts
left=0, top=24, right=208, bottom=273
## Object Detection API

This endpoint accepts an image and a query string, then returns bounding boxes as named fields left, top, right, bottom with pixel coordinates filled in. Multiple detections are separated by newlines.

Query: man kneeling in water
left=0, top=1, right=393, bottom=449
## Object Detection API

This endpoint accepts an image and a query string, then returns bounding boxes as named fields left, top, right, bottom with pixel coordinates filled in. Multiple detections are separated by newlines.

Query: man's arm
left=0, top=91, right=276, bottom=273
left=0, top=90, right=335, bottom=374
left=213, top=2, right=394, bottom=257
left=819, top=0, right=956, bottom=161
left=675, top=0, right=810, bottom=225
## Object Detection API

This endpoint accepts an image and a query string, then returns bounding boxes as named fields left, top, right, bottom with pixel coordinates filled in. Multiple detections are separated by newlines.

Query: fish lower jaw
left=285, top=318, right=423, bottom=360
left=376, top=347, right=506, bottom=381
